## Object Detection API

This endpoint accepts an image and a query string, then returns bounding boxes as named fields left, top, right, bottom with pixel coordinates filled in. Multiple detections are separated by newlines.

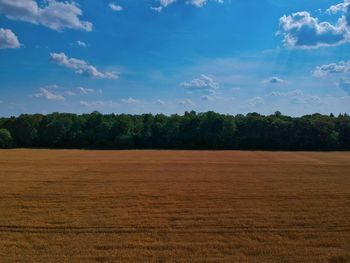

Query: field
left=0, top=150, right=349, bottom=262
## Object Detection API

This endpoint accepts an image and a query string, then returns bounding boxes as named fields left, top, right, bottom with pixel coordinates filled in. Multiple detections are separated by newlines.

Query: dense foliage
left=0, top=128, right=13, bottom=148
left=0, top=111, right=349, bottom=150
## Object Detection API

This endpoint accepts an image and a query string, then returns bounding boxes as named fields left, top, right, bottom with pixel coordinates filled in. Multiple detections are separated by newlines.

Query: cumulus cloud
left=109, top=3, right=123, bottom=11
left=34, top=87, right=65, bottom=101
left=278, top=11, right=350, bottom=48
left=313, top=60, right=350, bottom=76
left=263, top=76, right=285, bottom=84
left=278, top=1, right=350, bottom=48
left=180, top=74, right=219, bottom=91
left=0, top=28, right=20, bottom=49
left=0, top=0, right=92, bottom=32
left=50, top=52, right=118, bottom=79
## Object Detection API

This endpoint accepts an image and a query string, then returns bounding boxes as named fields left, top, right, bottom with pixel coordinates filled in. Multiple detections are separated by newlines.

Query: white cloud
left=80, top=100, right=118, bottom=108
left=0, top=28, right=20, bottom=49
left=313, top=58, right=350, bottom=95
left=34, top=87, right=65, bottom=101
left=66, top=87, right=102, bottom=96
left=78, top=87, right=101, bottom=95
left=290, top=96, right=323, bottom=105
left=266, top=90, right=303, bottom=97
left=151, top=6, right=163, bottom=12
left=0, top=0, right=92, bottom=32
left=278, top=9, right=350, bottom=48
left=50, top=52, right=118, bottom=79
left=187, top=0, right=223, bottom=7
left=76, top=40, right=87, bottom=47
left=151, top=0, right=176, bottom=12
left=109, top=3, right=123, bottom=11
left=160, top=0, right=176, bottom=6
left=180, top=74, right=219, bottom=91
left=263, top=76, right=285, bottom=84
left=313, top=60, right=350, bottom=76
left=265, top=89, right=323, bottom=105
left=152, top=0, right=223, bottom=11
left=121, top=97, right=141, bottom=104
left=186, top=0, right=207, bottom=8
left=327, top=0, right=350, bottom=15
left=160, top=0, right=176, bottom=7
left=178, top=99, right=195, bottom=106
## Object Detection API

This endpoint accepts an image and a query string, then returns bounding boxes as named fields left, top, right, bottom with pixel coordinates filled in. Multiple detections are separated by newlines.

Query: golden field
left=0, top=150, right=349, bottom=262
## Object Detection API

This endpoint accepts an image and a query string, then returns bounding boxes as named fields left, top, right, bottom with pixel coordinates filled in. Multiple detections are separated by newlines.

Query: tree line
left=0, top=111, right=350, bottom=150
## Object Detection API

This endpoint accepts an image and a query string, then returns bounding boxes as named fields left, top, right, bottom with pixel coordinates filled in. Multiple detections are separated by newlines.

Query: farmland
left=0, top=150, right=349, bottom=262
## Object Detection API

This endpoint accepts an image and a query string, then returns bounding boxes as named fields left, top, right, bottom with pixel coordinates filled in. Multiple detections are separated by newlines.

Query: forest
left=0, top=111, right=350, bottom=150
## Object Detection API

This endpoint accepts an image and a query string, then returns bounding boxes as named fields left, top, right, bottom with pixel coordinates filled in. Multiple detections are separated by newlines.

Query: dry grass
left=0, top=150, right=349, bottom=262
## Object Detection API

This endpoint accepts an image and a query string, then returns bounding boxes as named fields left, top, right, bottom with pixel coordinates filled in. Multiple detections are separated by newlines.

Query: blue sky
left=1, top=0, right=350, bottom=116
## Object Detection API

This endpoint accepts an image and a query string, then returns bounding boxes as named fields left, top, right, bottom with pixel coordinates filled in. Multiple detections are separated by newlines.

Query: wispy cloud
left=50, top=52, right=118, bottom=79
left=34, top=86, right=65, bottom=101
left=109, top=3, right=123, bottom=11
left=76, top=40, right=87, bottom=47
left=121, top=98, right=141, bottom=104
left=266, top=90, right=303, bottom=97
left=178, top=99, right=195, bottom=106
left=66, top=87, right=102, bottom=96
left=80, top=100, right=118, bottom=108
left=151, top=0, right=223, bottom=12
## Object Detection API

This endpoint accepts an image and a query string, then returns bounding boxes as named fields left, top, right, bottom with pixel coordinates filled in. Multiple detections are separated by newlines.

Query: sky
left=1, top=0, right=350, bottom=116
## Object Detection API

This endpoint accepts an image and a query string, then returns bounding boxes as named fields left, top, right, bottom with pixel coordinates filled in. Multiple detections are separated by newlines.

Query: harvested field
left=0, top=150, right=349, bottom=262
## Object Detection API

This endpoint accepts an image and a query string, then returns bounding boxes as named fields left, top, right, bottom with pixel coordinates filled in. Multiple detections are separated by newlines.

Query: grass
left=0, top=150, right=349, bottom=262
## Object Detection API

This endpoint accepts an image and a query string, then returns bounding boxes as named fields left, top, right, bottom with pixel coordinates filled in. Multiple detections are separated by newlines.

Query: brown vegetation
left=0, top=150, right=349, bottom=262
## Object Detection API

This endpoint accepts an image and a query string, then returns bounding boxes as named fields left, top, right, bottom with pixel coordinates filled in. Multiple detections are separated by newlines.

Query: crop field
left=0, top=150, right=349, bottom=263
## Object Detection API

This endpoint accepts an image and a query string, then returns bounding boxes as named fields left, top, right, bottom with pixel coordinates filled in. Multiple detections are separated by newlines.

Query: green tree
left=0, top=128, right=13, bottom=148
left=0, top=111, right=349, bottom=150
left=5, top=114, right=42, bottom=147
